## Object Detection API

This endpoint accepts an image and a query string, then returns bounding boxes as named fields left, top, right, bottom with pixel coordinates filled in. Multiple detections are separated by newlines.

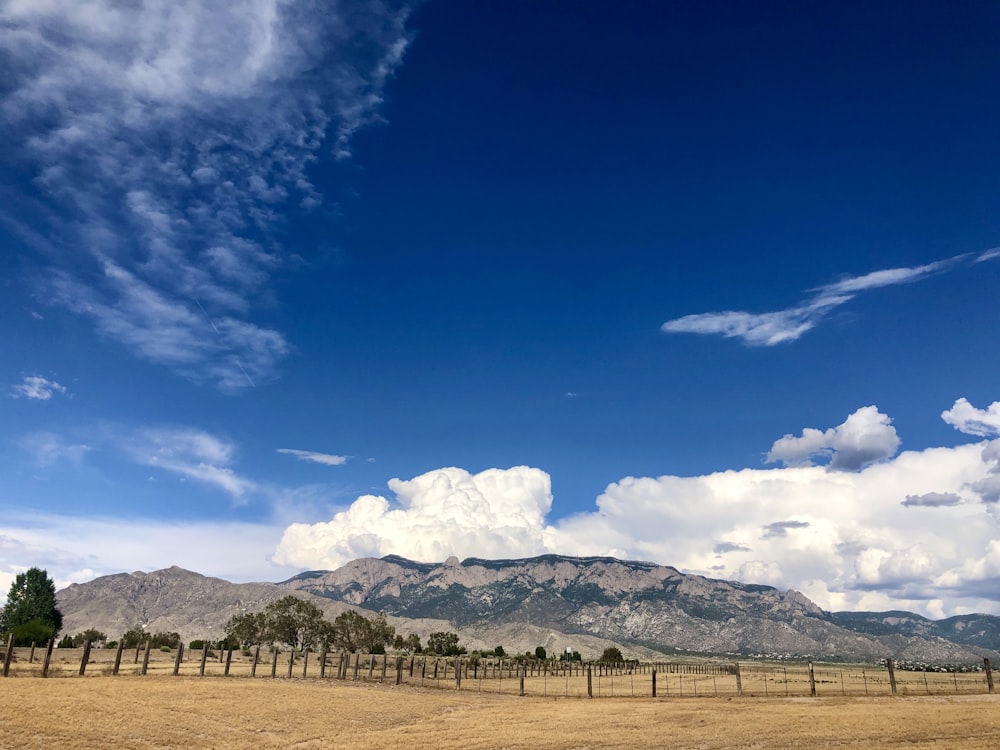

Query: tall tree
left=262, top=596, right=328, bottom=650
left=1, top=568, right=63, bottom=645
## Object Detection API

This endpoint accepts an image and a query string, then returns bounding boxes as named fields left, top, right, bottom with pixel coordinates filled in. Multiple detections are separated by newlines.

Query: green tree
left=600, top=646, right=623, bottom=663
left=404, top=633, right=422, bottom=654
left=1, top=568, right=63, bottom=645
left=120, top=628, right=147, bottom=649
left=426, top=631, right=464, bottom=656
left=328, top=610, right=396, bottom=653
left=493, top=645, right=505, bottom=658
left=534, top=646, right=547, bottom=660
left=71, top=628, right=107, bottom=647
left=262, top=596, right=328, bottom=650
left=224, top=612, right=267, bottom=648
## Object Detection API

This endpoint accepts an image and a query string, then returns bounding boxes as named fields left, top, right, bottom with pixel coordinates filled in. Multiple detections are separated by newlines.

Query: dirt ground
left=2, top=675, right=999, bottom=749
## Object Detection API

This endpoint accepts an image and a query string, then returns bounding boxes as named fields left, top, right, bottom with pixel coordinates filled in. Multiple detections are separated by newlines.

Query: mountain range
left=57, top=554, right=1000, bottom=663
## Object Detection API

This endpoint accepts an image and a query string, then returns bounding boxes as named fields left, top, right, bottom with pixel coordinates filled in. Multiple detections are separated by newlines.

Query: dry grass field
left=2, top=674, right=999, bottom=750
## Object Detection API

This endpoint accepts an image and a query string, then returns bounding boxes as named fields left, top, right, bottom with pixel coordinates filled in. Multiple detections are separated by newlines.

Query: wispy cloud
left=277, top=448, right=349, bottom=466
left=0, top=1, right=412, bottom=390
left=123, top=427, right=257, bottom=502
left=10, top=375, right=66, bottom=400
left=19, top=431, right=90, bottom=469
left=662, top=256, right=962, bottom=346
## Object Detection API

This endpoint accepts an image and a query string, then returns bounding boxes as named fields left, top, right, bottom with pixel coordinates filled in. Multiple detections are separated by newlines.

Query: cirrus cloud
left=0, top=0, right=412, bottom=390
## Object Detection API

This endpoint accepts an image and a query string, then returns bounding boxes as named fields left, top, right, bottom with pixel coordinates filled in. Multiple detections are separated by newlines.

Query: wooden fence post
left=886, top=658, right=897, bottom=695
left=271, top=648, right=278, bottom=678
left=985, top=658, right=994, bottom=693
left=455, top=658, right=462, bottom=689
left=652, top=669, right=657, bottom=698
left=199, top=644, right=208, bottom=677
left=808, top=661, right=816, bottom=697
left=519, top=663, right=525, bottom=696
left=134, top=645, right=141, bottom=664
left=287, top=649, right=295, bottom=678
left=353, top=652, right=360, bottom=681
left=113, top=640, right=124, bottom=676
left=29, top=642, right=36, bottom=664
left=225, top=647, right=234, bottom=677
left=173, top=643, right=184, bottom=675
left=42, top=639, right=54, bottom=678
left=319, top=649, right=326, bottom=679
left=79, top=639, right=92, bottom=676
left=2, top=633, right=15, bottom=677
left=381, top=653, right=388, bottom=681
left=396, top=656, right=404, bottom=685
left=587, top=665, right=593, bottom=698
left=141, top=640, right=152, bottom=675
left=734, top=662, right=743, bottom=697
left=302, top=650, right=309, bottom=678
left=252, top=645, right=261, bottom=677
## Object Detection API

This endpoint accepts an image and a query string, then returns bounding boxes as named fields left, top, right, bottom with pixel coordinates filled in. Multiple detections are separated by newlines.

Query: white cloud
left=976, top=247, right=1000, bottom=263
left=123, top=427, right=256, bottom=502
left=766, top=406, right=900, bottom=471
left=275, top=409, right=1000, bottom=617
left=0, top=1, right=411, bottom=390
left=10, top=375, right=66, bottom=400
left=0, top=514, right=297, bottom=589
left=277, top=449, right=348, bottom=466
left=274, top=466, right=555, bottom=569
left=942, top=397, right=1000, bottom=437
left=662, top=256, right=960, bottom=346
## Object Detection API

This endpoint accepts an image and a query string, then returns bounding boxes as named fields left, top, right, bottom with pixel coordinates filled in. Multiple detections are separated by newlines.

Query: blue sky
left=2, top=1, right=1000, bottom=618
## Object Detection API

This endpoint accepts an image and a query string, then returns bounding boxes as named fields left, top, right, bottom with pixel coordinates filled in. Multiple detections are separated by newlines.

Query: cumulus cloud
left=766, top=406, right=900, bottom=471
left=274, top=466, right=555, bottom=569
left=941, top=398, right=1000, bottom=437
left=662, top=256, right=962, bottom=346
left=0, top=1, right=411, bottom=390
left=275, top=410, right=1000, bottom=616
left=10, top=375, right=66, bottom=400
left=277, top=449, right=348, bottom=466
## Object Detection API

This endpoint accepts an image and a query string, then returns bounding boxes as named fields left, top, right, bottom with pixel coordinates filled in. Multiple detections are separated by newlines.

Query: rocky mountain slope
left=281, top=554, right=1000, bottom=663
left=56, top=555, right=1000, bottom=663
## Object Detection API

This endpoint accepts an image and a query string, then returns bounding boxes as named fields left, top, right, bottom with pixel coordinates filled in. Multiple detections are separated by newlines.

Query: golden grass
left=2, top=675, right=999, bottom=749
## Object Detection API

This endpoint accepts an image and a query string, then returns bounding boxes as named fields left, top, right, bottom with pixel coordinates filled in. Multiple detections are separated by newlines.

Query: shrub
left=189, top=639, right=205, bottom=650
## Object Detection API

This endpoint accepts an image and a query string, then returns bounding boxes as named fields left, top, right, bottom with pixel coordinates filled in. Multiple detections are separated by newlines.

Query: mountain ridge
left=58, top=554, right=1000, bottom=663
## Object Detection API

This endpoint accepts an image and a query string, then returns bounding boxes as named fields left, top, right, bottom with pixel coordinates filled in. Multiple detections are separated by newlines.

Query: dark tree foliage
left=261, top=596, right=328, bottom=650
left=600, top=646, right=624, bottom=663
left=534, top=646, right=547, bottom=660
left=224, top=612, right=267, bottom=648
left=71, top=629, right=107, bottom=647
left=120, top=628, right=146, bottom=649
left=426, top=631, right=465, bottom=656
left=328, top=610, right=395, bottom=653
left=1, top=568, right=63, bottom=645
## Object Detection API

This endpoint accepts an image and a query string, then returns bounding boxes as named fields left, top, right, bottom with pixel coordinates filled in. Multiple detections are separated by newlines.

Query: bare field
left=2, top=675, right=1000, bottom=750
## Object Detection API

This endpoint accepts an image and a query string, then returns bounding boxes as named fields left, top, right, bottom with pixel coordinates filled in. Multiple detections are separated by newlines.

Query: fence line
left=1, top=640, right=995, bottom=701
